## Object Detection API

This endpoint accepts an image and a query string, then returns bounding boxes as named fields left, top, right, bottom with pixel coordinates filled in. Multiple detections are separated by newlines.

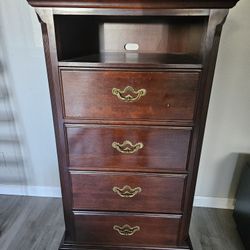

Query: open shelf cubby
left=54, top=15, right=208, bottom=68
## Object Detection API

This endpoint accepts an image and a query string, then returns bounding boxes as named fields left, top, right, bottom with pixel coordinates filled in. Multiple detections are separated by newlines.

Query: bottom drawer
left=73, top=211, right=181, bottom=247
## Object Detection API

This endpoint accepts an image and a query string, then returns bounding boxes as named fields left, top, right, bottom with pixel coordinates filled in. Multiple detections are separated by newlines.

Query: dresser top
left=27, top=0, right=240, bottom=9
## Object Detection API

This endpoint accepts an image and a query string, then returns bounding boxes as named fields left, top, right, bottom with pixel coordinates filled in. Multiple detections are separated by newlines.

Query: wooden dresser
left=27, top=0, right=239, bottom=249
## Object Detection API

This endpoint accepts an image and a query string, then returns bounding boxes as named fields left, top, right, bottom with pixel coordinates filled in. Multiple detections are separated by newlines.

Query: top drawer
left=60, top=69, right=199, bottom=122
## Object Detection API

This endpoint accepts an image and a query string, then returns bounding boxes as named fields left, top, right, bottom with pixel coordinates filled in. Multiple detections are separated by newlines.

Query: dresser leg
left=59, top=231, right=192, bottom=249
left=58, top=232, right=66, bottom=250
left=59, top=242, right=192, bottom=250
left=186, top=236, right=193, bottom=250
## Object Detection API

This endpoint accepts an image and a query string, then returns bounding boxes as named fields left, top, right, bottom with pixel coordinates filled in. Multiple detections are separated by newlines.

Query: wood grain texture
left=66, top=125, right=192, bottom=172
left=177, top=10, right=230, bottom=245
left=55, top=15, right=207, bottom=62
left=58, top=54, right=203, bottom=69
left=36, top=9, right=75, bottom=240
left=29, top=3, right=240, bottom=249
left=27, top=0, right=240, bottom=9
left=73, top=211, right=182, bottom=247
left=0, top=195, right=245, bottom=250
left=60, top=70, right=199, bottom=122
left=71, top=171, right=187, bottom=213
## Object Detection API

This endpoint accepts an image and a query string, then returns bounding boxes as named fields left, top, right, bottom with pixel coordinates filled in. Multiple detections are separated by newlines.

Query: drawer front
left=66, top=125, right=191, bottom=172
left=71, top=172, right=186, bottom=213
left=73, top=212, right=181, bottom=247
left=61, top=69, right=199, bottom=121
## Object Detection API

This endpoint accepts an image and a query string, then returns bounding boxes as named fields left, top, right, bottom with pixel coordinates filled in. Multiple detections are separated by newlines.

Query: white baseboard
left=194, top=196, right=235, bottom=209
left=0, top=185, right=61, bottom=198
left=0, top=185, right=235, bottom=209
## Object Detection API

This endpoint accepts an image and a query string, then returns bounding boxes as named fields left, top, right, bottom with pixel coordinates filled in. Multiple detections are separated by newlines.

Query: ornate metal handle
left=112, top=86, right=146, bottom=102
left=113, top=185, right=142, bottom=198
left=112, top=140, right=143, bottom=154
left=113, top=224, right=140, bottom=236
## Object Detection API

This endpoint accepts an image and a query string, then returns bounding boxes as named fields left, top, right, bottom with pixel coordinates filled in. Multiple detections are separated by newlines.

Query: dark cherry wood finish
left=71, top=171, right=187, bottom=213
left=73, top=211, right=182, bottom=247
left=28, top=0, right=239, bottom=9
left=61, top=70, right=199, bottom=122
left=55, top=15, right=207, bottom=61
left=27, top=0, right=240, bottom=249
left=66, top=125, right=191, bottom=172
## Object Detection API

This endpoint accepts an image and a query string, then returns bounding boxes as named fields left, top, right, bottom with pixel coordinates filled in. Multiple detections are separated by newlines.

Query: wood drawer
left=60, top=69, right=199, bottom=122
left=73, top=211, right=181, bottom=247
left=66, top=125, right=191, bottom=172
left=71, top=172, right=186, bottom=213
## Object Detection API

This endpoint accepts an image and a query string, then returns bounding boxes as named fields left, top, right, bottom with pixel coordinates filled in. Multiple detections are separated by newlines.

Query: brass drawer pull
left=113, top=185, right=142, bottom=198
left=112, top=140, right=143, bottom=154
left=112, top=86, right=146, bottom=102
left=113, top=224, right=140, bottom=236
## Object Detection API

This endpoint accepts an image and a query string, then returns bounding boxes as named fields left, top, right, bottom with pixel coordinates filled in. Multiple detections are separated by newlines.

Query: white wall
left=195, top=0, right=250, bottom=203
left=0, top=0, right=249, bottom=205
left=0, top=0, right=60, bottom=196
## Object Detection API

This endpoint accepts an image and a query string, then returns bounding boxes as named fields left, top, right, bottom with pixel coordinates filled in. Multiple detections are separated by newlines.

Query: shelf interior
left=59, top=52, right=202, bottom=68
left=54, top=15, right=208, bottom=66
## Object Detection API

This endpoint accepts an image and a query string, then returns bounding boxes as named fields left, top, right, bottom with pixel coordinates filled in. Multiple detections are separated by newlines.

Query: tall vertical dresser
left=27, top=0, right=240, bottom=249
